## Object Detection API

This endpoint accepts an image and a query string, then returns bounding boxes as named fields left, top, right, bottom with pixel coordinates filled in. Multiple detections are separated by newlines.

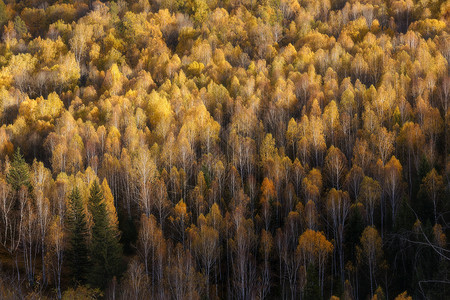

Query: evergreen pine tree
left=7, top=147, right=32, bottom=192
left=304, top=264, right=322, bottom=300
left=66, top=187, right=90, bottom=285
left=0, top=0, right=7, bottom=27
left=88, top=180, right=123, bottom=288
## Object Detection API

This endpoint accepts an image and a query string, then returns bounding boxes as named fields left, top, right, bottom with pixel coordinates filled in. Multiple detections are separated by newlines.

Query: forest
left=0, top=0, right=448, bottom=299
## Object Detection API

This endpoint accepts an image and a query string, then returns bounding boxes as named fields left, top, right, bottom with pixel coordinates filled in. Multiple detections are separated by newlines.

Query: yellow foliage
left=101, top=178, right=119, bottom=229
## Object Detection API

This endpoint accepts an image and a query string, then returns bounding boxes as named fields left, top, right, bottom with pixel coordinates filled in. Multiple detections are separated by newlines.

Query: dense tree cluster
left=0, top=0, right=448, bottom=299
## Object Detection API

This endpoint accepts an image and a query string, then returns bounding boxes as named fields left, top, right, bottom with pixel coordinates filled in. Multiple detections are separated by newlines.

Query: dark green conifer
left=0, top=0, right=7, bottom=27
left=13, top=16, right=27, bottom=38
left=88, top=180, right=123, bottom=288
left=66, top=187, right=90, bottom=285
left=7, top=147, right=32, bottom=192
left=304, top=264, right=322, bottom=300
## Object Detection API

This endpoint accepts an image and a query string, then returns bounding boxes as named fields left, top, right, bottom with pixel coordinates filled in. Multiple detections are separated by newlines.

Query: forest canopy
left=0, top=0, right=448, bottom=299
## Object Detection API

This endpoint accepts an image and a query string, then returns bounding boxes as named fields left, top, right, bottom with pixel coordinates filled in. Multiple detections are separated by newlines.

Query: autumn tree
left=297, top=229, right=333, bottom=297
left=327, top=189, right=350, bottom=283
left=352, top=138, right=374, bottom=173
left=323, top=101, right=340, bottom=148
left=305, top=200, right=318, bottom=230
left=371, top=127, right=395, bottom=165
left=309, top=100, right=326, bottom=166
left=166, top=243, right=201, bottom=300
left=384, top=156, right=403, bottom=225
left=302, top=168, right=323, bottom=204
left=359, top=176, right=382, bottom=226
left=345, top=165, right=364, bottom=200
left=259, top=229, right=273, bottom=300
left=357, top=226, right=384, bottom=298
left=169, top=199, right=190, bottom=244
left=231, top=217, right=257, bottom=300
left=134, top=147, right=156, bottom=216
left=0, top=178, right=22, bottom=254
left=22, top=190, right=38, bottom=285
left=70, top=23, right=94, bottom=66
left=148, top=219, right=167, bottom=299
left=35, top=188, right=51, bottom=284
left=420, top=169, right=444, bottom=223
left=397, top=122, right=425, bottom=189
left=152, top=177, right=170, bottom=232
left=120, top=258, right=148, bottom=299
left=189, top=221, right=220, bottom=299
left=260, top=177, right=276, bottom=231
left=47, top=216, right=64, bottom=299
left=324, top=145, right=348, bottom=190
